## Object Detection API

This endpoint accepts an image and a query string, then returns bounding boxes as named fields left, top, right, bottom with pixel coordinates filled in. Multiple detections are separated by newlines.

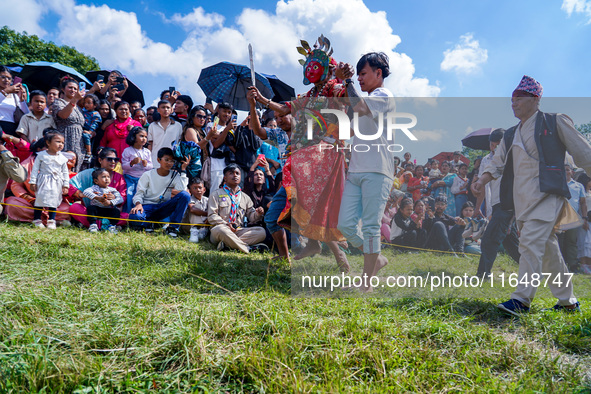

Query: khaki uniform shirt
left=208, top=187, right=262, bottom=226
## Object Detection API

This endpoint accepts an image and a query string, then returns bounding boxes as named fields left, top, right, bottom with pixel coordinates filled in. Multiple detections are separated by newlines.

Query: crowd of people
left=0, top=65, right=589, bottom=266
left=0, top=35, right=590, bottom=313
left=0, top=65, right=285, bottom=251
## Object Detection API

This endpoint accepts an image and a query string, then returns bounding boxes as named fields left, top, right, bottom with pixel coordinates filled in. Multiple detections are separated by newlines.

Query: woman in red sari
left=100, top=101, right=141, bottom=159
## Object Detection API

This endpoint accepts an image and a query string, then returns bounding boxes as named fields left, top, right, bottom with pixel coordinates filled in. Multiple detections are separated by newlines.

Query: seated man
left=422, top=195, right=465, bottom=254
left=208, top=163, right=267, bottom=253
left=129, top=147, right=190, bottom=238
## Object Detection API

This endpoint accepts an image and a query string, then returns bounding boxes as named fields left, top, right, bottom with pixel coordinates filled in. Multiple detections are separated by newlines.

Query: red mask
left=305, top=61, right=324, bottom=84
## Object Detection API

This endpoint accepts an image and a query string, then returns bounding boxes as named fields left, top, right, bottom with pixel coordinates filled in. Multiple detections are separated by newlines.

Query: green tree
left=576, top=122, right=591, bottom=143
left=0, top=26, right=99, bottom=73
left=461, top=147, right=488, bottom=170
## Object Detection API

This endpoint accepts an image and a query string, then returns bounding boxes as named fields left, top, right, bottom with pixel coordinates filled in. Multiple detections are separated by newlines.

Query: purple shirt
left=121, top=146, right=153, bottom=178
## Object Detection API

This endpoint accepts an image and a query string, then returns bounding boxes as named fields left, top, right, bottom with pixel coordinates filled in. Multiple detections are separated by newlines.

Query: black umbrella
left=461, top=128, right=493, bottom=151
left=5, top=63, right=23, bottom=74
left=19, top=61, right=91, bottom=92
left=85, top=70, right=145, bottom=107
left=261, top=73, right=296, bottom=102
left=197, top=62, right=273, bottom=111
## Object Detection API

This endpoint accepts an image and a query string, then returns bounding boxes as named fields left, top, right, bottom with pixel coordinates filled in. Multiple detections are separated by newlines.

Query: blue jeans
left=265, top=186, right=287, bottom=234
left=129, top=191, right=191, bottom=230
left=476, top=204, right=520, bottom=277
left=338, top=172, right=393, bottom=254
left=465, top=243, right=482, bottom=255
left=455, top=194, right=468, bottom=217
left=82, top=131, right=92, bottom=148
left=424, top=222, right=464, bottom=253
left=124, top=174, right=139, bottom=214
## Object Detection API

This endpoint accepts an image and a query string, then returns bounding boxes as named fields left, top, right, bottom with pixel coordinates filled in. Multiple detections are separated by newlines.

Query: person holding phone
left=50, top=76, right=86, bottom=172
left=172, top=95, right=193, bottom=125
left=0, top=66, right=29, bottom=135
left=244, top=155, right=276, bottom=217
left=226, top=112, right=262, bottom=188
left=89, top=70, right=128, bottom=101
left=204, top=102, right=236, bottom=190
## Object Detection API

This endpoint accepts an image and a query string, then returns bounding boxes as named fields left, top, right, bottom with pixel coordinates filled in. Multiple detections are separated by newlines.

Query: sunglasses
left=194, top=114, right=206, bottom=119
left=105, top=157, right=120, bottom=163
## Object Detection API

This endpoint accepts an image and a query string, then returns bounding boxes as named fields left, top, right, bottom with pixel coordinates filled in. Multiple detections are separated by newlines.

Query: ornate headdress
left=297, top=34, right=334, bottom=85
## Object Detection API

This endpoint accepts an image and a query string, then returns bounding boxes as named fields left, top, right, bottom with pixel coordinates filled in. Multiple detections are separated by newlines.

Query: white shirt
left=479, top=151, right=500, bottom=217
left=133, top=169, right=188, bottom=205
left=348, top=87, right=396, bottom=179
left=147, top=119, right=182, bottom=167
left=0, top=92, right=29, bottom=123
left=206, top=123, right=228, bottom=172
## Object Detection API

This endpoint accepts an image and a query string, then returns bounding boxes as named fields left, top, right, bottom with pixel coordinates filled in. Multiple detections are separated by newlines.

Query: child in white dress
left=29, top=131, right=69, bottom=229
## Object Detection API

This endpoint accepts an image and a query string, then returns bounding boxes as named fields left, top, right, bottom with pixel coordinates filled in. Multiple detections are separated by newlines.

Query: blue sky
left=3, top=0, right=591, bottom=163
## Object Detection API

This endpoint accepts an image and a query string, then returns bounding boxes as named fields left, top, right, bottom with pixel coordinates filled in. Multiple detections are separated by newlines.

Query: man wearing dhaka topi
left=473, top=75, right=591, bottom=316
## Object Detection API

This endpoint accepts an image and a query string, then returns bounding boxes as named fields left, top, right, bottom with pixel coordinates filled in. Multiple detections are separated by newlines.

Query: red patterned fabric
left=277, top=78, right=347, bottom=242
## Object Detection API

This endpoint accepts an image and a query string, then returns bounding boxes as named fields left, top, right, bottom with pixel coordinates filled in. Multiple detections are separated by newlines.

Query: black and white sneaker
left=249, top=243, right=270, bottom=253
left=166, top=227, right=179, bottom=238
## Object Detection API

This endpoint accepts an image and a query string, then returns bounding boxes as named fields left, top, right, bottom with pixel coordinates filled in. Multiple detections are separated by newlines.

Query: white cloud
left=561, top=0, right=591, bottom=22
left=440, top=33, right=488, bottom=75
left=0, top=0, right=47, bottom=36
left=168, top=7, right=225, bottom=31
left=411, top=129, right=446, bottom=142
left=4, top=0, right=441, bottom=104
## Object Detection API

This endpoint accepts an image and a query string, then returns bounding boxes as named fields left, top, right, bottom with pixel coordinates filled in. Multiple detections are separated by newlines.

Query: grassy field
left=0, top=222, right=590, bottom=393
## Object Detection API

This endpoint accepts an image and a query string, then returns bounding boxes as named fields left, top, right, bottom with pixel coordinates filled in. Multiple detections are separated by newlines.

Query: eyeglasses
left=0, top=75, right=12, bottom=80
left=194, top=114, right=206, bottom=119
left=105, top=157, right=120, bottom=163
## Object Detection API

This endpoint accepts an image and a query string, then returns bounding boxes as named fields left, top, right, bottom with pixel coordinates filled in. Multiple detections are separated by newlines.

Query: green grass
left=0, top=222, right=590, bottom=393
